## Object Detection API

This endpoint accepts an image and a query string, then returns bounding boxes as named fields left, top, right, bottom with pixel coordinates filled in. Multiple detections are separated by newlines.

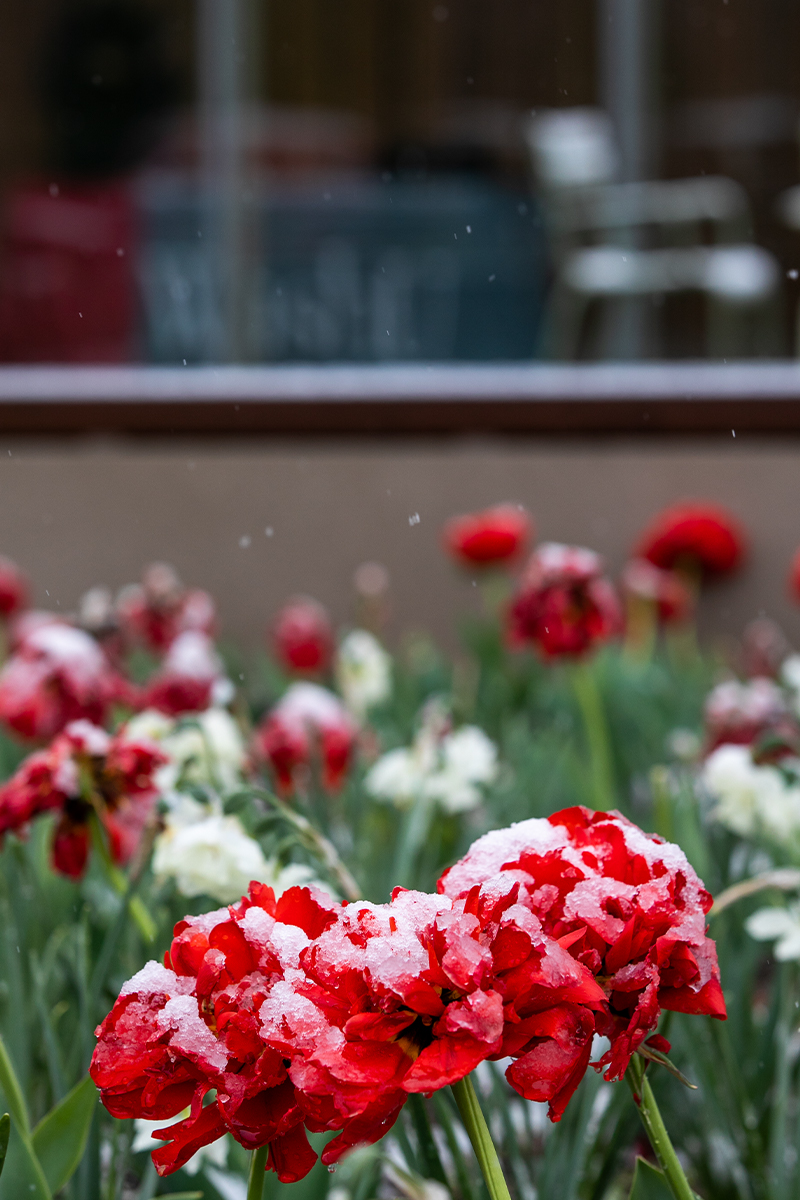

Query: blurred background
left=3, top=0, right=800, bottom=365
left=1, top=1, right=800, bottom=653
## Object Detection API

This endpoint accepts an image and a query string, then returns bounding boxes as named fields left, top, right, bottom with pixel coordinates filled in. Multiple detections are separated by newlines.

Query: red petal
left=151, top=1103, right=227, bottom=1176
left=267, top=1123, right=318, bottom=1183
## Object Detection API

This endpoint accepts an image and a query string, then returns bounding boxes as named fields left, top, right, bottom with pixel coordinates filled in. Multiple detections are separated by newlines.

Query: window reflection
left=0, top=0, right=797, bottom=364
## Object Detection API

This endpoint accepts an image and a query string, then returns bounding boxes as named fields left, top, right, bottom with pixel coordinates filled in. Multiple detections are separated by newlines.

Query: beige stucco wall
left=0, top=435, right=798, bottom=653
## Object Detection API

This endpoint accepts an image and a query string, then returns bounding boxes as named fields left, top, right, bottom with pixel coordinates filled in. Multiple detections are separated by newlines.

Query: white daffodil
left=336, top=630, right=392, bottom=719
left=365, top=710, right=498, bottom=815
left=125, top=706, right=246, bottom=794
left=702, top=743, right=800, bottom=844
left=132, top=1112, right=228, bottom=1175
left=746, top=903, right=800, bottom=961
left=152, top=811, right=316, bottom=904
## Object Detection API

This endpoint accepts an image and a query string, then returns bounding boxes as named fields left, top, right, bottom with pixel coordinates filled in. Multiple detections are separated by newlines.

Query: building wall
left=0, top=435, right=798, bottom=655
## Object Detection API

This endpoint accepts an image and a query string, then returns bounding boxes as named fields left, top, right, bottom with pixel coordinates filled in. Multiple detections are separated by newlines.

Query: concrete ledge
left=1, top=361, right=800, bottom=435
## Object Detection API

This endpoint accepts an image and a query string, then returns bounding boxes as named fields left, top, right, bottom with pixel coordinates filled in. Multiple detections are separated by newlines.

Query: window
left=0, top=0, right=797, bottom=364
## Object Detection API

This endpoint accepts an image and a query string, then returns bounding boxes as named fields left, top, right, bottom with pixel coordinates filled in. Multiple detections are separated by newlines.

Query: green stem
left=88, top=815, right=156, bottom=943
left=625, top=1059, right=694, bottom=1200
left=769, top=964, right=793, bottom=1200
left=451, top=1075, right=512, bottom=1200
left=247, top=1145, right=269, bottom=1200
left=251, top=788, right=361, bottom=901
left=571, top=660, right=616, bottom=812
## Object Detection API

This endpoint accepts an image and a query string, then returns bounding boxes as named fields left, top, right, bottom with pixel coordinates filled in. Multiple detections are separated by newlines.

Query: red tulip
left=117, top=563, right=216, bottom=655
left=439, top=805, right=726, bottom=1081
left=0, top=719, right=165, bottom=878
left=0, top=556, right=28, bottom=617
left=635, top=503, right=745, bottom=578
left=142, top=631, right=231, bottom=717
left=621, top=558, right=693, bottom=625
left=508, top=543, right=622, bottom=659
left=0, top=623, right=124, bottom=740
left=443, top=504, right=532, bottom=568
left=253, top=682, right=356, bottom=794
left=272, top=597, right=333, bottom=674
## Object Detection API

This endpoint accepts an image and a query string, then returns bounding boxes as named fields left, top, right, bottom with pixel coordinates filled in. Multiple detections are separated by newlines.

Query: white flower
left=746, top=903, right=800, bottom=960
left=152, top=812, right=316, bottom=904
left=364, top=747, right=423, bottom=807
left=336, top=630, right=392, bottom=718
left=124, top=707, right=246, bottom=794
left=365, top=714, right=498, bottom=815
left=132, top=1112, right=228, bottom=1175
left=425, top=726, right=499, bottom=814
left=702, top=744, right=800, bottom=843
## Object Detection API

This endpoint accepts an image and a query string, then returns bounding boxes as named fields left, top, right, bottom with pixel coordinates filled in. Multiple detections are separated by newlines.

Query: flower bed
left=0, top=500, right=794, bottom=1200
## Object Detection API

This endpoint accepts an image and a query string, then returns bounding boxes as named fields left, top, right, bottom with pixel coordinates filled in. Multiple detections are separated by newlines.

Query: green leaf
left=629, top=1158, right=673, bottom=1200
left=31, top=1075, right=97, bottom=1194
left=0, top=1033, right=30, bottom=1136
left=636, top=1046, right=697, bottom=1090
left=0, top=1127, right=52, bottom=1200
left=0, top=1116, right=9, bottom=1180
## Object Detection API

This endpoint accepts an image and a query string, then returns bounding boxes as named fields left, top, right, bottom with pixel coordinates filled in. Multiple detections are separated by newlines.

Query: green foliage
left=31, top=1075, right=97, bottom=1194
left=0, top=611, right=791, bottom=1200
left=629, top=1158, right=674, bottom=1200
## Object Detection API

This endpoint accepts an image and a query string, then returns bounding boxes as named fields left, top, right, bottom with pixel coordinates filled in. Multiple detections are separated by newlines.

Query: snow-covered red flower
left=0, top=622, right=125, bottom=740
left=90, top=884, right=342, bottom=1182
left=507, top=543, right=622, bottom=659
left=143, top=632, right=233, bottom=717
left=443, top=504, right=532, bottom=568
left=621, top=559, right=693, bottom=626
left=117, top=563, right=216, bottom=655
left=635, top=503, right=745, bottom=579
left=0, top=719, right=165, bottom=877
left=703, top=677, right=796, bottom=754
left=253, top=683, right=357, bottom=795
left=272, top=597, right=334, bottom=674
left=439, top=806, right=726, bottom=1080
left=0, top=555, right=28, bottom=617
left=265, top=883, right=606, bottom=1158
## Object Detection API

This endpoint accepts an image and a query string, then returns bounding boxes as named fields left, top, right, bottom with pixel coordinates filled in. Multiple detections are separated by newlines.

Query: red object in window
left=0, top=180, right=137, bottom=362
left=634, top=503, right=745, bottom=579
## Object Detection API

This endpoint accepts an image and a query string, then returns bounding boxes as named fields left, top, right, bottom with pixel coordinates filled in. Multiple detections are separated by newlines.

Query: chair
left=526, top=108, right=781, bottom=358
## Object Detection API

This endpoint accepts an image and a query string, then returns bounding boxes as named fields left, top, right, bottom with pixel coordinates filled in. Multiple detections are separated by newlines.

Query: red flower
left=0, top=622, right=125, bottom=741
left=272, top=597, right=334, bottom=674
left=621, top=559, right=693, bottom=626
left=253, top=682, right=356, bottom=795
left=91, top=884, right=342, bottom=1181
left=443, top=505, right=532, bottom=568
left=117, top=563, right=216, bottom=655
left=261, top=885, right=606, bottom=1156
left=0, top=719, right=165, bottom=877
left=635, top=504, right=745, bottom=579
left=439, top=806, right=726, bottom=1081
left=0, top=556, right=28, bottom=618
left=143, top=632, right=231, bottom=717
left=703, top=677, right=796, bottom=754
left=508, top=543, right=622, bottom=659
